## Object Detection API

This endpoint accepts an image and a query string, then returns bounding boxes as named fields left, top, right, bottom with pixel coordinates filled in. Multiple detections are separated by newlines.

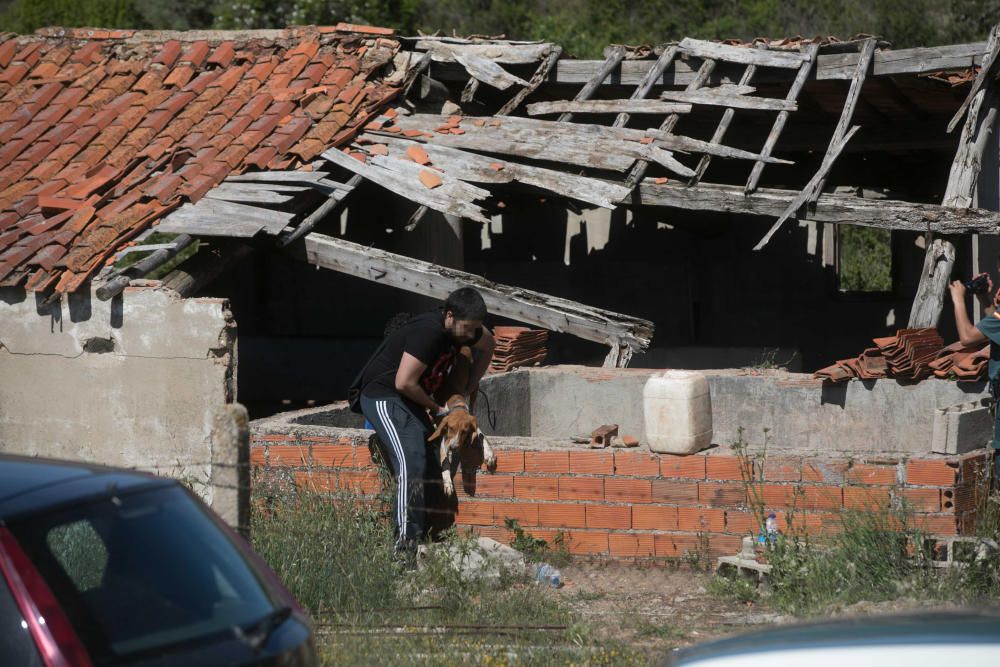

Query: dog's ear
left=428, top=420, right=448, bottom=442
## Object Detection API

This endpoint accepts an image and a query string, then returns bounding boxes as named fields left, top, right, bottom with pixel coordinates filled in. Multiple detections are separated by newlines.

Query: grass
left=250, top=481, right=646, bottom=665
left=712, top=430, right=1000, bottom=616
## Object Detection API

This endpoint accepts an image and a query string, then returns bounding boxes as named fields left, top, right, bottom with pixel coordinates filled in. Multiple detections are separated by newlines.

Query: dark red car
left=0, top=454, right=317, bottom=666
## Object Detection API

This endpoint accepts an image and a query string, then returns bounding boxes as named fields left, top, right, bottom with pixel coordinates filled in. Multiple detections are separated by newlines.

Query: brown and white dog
left=428, top=394, right=497, bottom=497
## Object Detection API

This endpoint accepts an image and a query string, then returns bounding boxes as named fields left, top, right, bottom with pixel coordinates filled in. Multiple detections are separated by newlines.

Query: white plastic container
left=643, top=370, right=713, bottom=454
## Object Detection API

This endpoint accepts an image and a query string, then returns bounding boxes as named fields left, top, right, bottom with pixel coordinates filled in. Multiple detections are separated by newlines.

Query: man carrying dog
left=355, top=287, right=495, bottom=554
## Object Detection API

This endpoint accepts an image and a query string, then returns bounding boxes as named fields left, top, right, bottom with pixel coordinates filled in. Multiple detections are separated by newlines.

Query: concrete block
left=931, top=400, right=994, bottom=455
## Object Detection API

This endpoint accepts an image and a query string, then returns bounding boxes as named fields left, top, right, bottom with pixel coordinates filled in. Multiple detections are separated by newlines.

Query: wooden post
left=908, top=238, right=957, bottom=328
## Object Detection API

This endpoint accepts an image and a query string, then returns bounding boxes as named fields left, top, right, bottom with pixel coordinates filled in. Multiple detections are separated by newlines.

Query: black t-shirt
left=361, top=310, right=477, bottom=403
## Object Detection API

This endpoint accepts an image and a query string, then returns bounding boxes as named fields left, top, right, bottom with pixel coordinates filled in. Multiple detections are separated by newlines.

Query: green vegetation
left=839, top=226, right=893, bottom=293
left=251, top=483, right=645, bottom=665
left=3, top=0, right=998, bottom=58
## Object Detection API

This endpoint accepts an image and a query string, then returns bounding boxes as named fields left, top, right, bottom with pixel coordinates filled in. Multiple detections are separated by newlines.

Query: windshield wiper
left=232, top=606, right=293, bottom=652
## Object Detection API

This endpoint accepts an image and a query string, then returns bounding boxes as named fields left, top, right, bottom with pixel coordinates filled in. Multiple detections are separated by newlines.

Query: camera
left=964, top=274, right=991, bottom=295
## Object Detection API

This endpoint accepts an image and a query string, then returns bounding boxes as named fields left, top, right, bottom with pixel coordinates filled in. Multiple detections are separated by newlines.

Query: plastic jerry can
left=643, top=370, right=713, bottom=454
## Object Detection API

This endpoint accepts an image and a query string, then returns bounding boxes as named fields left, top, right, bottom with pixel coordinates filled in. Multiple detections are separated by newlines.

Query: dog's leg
left=477, top=429, right=497, bottom=472
left=440, top=437, right=455, bottom=497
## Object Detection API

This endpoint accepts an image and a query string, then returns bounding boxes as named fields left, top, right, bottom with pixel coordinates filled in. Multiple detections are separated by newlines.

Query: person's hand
left=434, top=405, right=450, bottom=419
left=949, top=280, right=967, bottom=301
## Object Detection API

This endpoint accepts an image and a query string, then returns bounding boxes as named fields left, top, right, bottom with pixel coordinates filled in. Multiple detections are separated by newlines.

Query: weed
left=707, top=574, right=759, bottom=604
left=505, top=518, right=571, bottom=568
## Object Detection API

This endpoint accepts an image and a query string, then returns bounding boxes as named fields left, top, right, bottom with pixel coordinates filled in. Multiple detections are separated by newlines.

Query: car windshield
left=7, top=485, right=277, bottom=663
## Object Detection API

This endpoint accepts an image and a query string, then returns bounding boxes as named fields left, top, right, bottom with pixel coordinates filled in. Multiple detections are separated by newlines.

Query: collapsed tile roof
left=0, top=24, right=402, bottom=293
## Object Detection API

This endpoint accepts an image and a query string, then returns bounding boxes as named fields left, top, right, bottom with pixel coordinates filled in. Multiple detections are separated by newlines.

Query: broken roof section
left=0, top=24, right=402, bottom=292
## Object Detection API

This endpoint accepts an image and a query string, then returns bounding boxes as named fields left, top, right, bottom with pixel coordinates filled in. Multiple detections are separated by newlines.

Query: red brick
left=677, top=507, right=725, bottom=532
left=801, top=512, right=843, bottom=536
left=514, top=476, right=559, bottom=500
left=312, top=444, right=353, bottom=468
left=338, top=471, right=381, bottom=495
left=586, top=505, right=632, bottom=529
left=568, top=531, right=609, bottom=555
left=708, top=535, right=743, bottom=559
left=356, top=446, right=374, bottom=469
left=569, top=450, right=614, bottom=475
left=906, top=459, right=959, bottom=486
left=698, top=482, right=747, bottom=506
left=914, top=513, right=959, bottom=536
left=846, top=464, right=897, bottom=486
left=494, top=502, right=539, bottom=526
left=464, top=474, right=514, bottom=498
left=493, top=450, right=524, bottom=473
left=257, top=433, right=295, bottom=442
left=660, top=454, right=706, bottom=479
left=250, top=446, right=266, bottom=466
left=761, top=456, right=802, bottom=482
left=899, top=488, right=940, bottom=512
left=524, top=451, right=569, bottom=473
left=614, top=451, right=660, bottom=477
left=525, top=528, right=561, bottom=544
left=653, top=533, right=701, bottom=558
left=268, top=445, right=309, bottom=466
left=802, top=459, right=849, bottom=484
left=454, top=501, right=494, bottom=526
left=632, top=505, right=677, bottom=531
left=725, top=510, right=756, bottom=535
left=609, top=533, right=655, bottom=558
left=705, top=455, right=752, bottom=481
left=538, top=504, right=587, bottom=528
left=651, top=480, right=698, bottom=503
left=960, top=451, right=991, bottom=485
left=800, top=486, right=842, bottom=510
left=558, top=477, right=604, bottom=501
left=471, top=525, right=513, bottom=544
left=294, top=470, right=335, bottom=493
left=843, top=486, right=891, bottom=511
left=605, top=479, right=652, bottom=503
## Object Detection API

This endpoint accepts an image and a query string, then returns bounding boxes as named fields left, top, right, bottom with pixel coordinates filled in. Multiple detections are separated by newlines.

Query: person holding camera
left=950, top=271, right=1000, bottom=479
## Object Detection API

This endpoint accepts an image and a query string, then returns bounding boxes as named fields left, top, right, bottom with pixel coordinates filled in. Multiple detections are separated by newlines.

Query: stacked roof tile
left=0, top=25, right=401, bottom=293
left=490, top=326, right=548, bottom=373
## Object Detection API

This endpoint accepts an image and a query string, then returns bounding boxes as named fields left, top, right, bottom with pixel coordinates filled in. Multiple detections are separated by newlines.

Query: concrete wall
left=0, top=285, right=243, bottom=525
left=476, top=367, right=992, bottom=456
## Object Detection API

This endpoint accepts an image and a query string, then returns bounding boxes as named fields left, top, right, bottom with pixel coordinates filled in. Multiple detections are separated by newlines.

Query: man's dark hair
left=445, top=287, right=487, bottom=321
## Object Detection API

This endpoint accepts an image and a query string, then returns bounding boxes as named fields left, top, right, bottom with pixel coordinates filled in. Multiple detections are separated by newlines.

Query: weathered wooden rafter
left=287, top=232, right=654, bottom=366
left=496, top=45, right=562, bottom=116
left=947, top=24, right=1000, bottom=133
left=557, top=45, right=627, bottom=123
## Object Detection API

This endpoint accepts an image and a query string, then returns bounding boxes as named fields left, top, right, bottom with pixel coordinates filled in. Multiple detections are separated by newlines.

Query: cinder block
left=605, top=479, right=652, bottom=503
left=632, top=505, right=677, bottom=530
left=931, top=402, right=993, bottom=455
left=569, top=450, right=614, bottom=475
left=558, top=477, right=604, bottom=501
left=586, top=504, right=632, bottom=529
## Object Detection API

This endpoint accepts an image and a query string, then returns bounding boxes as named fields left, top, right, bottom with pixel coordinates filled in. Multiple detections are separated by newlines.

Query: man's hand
left=950, top=279, right=967, bottom=302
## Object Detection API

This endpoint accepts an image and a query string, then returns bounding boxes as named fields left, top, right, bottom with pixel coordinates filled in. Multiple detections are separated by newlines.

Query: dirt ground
left=556, top=563, right=785, bottom=662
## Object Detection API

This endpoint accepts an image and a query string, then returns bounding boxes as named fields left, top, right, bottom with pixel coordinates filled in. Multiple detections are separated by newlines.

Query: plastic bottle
left=534, top=563, right=562, bottom=588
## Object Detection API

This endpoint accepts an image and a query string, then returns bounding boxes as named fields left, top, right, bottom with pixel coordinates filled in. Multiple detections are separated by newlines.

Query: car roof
left=668, top=610, right=1000, bottom=665
left=0, top=454, right=173, bottom=520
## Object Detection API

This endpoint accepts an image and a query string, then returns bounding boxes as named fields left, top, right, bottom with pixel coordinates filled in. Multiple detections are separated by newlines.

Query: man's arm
left=950, top=280, right=989, bottom=346
left=466, top=327, right=496, bottom=395
left=395, top=352, right=445, bottom=414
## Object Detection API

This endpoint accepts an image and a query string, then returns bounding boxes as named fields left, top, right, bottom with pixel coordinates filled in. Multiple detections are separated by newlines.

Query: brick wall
left=251, top=428, right=993, bottom=562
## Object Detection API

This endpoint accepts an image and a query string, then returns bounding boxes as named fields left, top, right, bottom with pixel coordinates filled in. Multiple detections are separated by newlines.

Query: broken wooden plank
left=638, top=179, right=1000, bottom=232
left=678, top=37, right=810, bottom=69
left=658, top=86, right=795, bottom=111
left=97, top=234, right=196, bottom=300
left=745, top=43, right=818, bottom=194
left=692, top=60, right=759, bottom=185
left=205, top=188, right=296, bottom=205
left=415, top=41, right=553, bottom=64
left=321, top=148, right=491, bottom=223
left=613, top=45, right=679, bottom=129
left=559, top=45, right=627, bottom=123
left=810, top=38, right=876, bottom=202
left=224, top=170, right=332, bottom=183
left=359, top=133, right=631, bottom=208
left=155, top=206, right=267, bottom=237
left=529, top=99, right=694, bottom=115
left=290, top=232, right=654, bottom=354
left=277, top=174, right=363, bottom=248
left=817, top=40, right=987, bottom=79
left=753, top=125, right=860, bottom=250
left=908, top=239, right=957, bottom=328
left=430, top=43, right=529, bottom=90
left=497, top=45, right=563, bottom=116
left=948, top=25, right=1000, bottom=133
